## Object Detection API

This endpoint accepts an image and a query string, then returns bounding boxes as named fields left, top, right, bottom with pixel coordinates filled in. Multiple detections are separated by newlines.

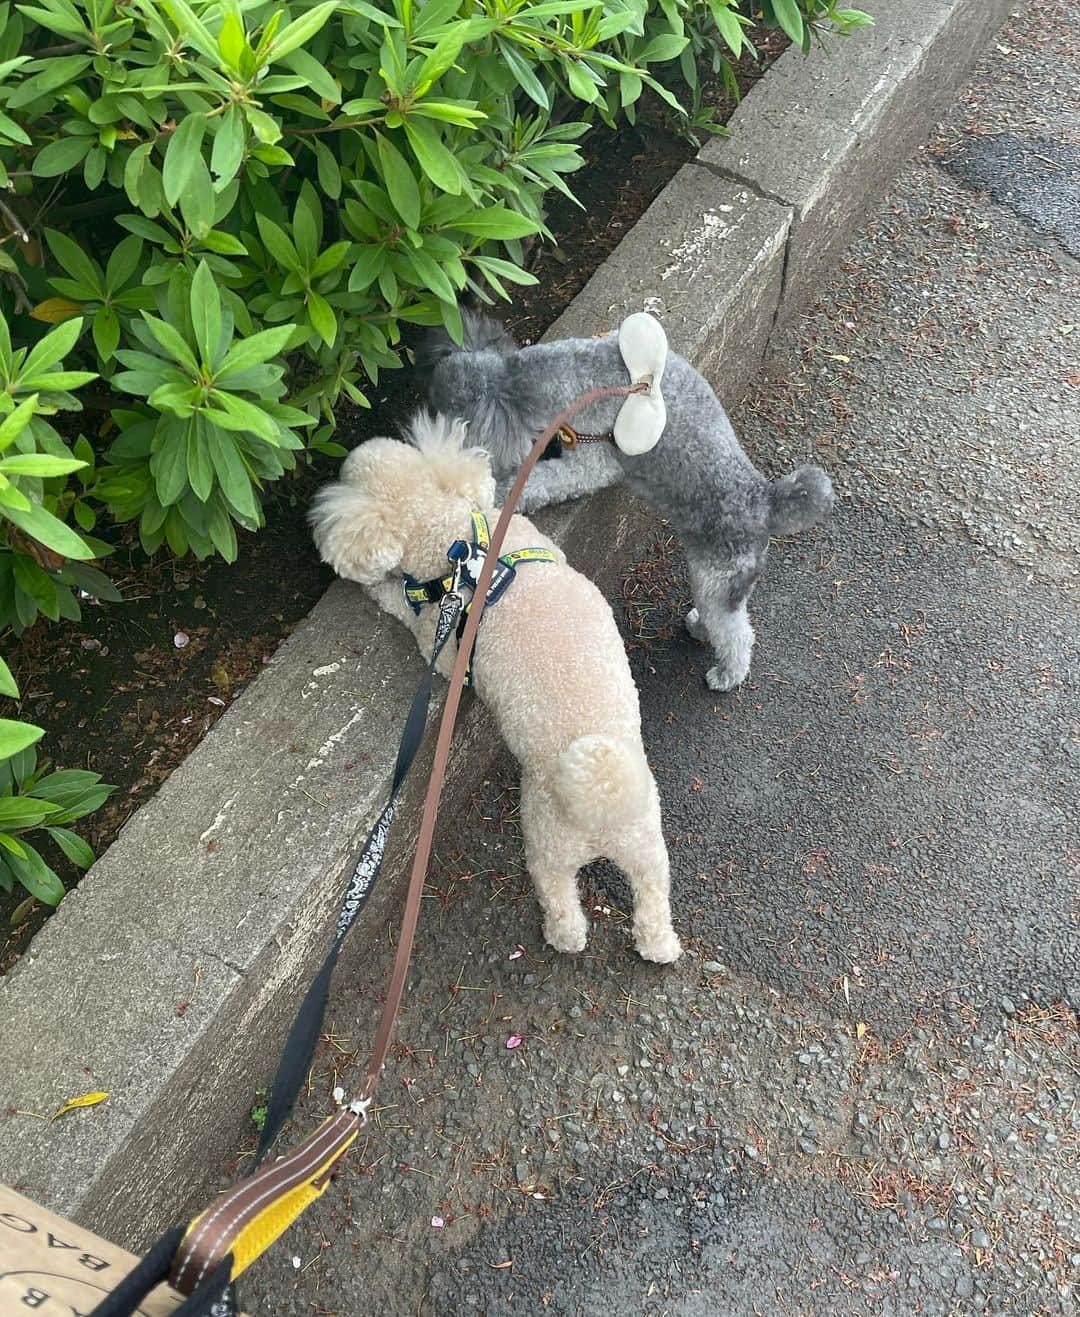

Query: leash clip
left=349, top=1095, right=372, bottom=1127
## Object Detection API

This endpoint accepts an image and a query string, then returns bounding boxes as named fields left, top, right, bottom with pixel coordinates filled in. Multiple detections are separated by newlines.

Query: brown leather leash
left=104, top=381, right=647, bottom=1315
left=356, top=380, right=644, bottom=1106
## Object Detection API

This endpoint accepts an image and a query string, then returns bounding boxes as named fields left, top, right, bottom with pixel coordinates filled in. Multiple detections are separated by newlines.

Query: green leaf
left=307, top=291, right=337, bottom=347
left=149, top=381, right=200, bottom=415
left=636, top=34, right=690, bottom=62
left=292, top=183, right=321, bottom=269
left=92, top=306, right=121, bottom=362
left=0, top=454, right=87, bottom=477
left=104, top=234, right=143, bottom=293
left=0, top=719, right=45, bottom=760
left=770, top=0, right=806, bottom=44
left=347, top=245, right=386, bottom=293
left=255, top=215, right=301, bottom=274
left=400, top=247, right=455, bottom=303
left=245, top=106, right=282, bottom=146
left=190, top=261, right=223, bottom=366
left=56, top=562, right=122, bottom=603
left=0, top=396, right=40, bottom=453
left=179, top=153, right=216, bottom=240
left=6, top=844, right=65, bottom=906
left=217, top=10, right=247, bottom=69
left=17, top=370, right=96, bottom=392
left=281, top=47, right=341, bottom=105
left=451, top=206, right=539, bottom=240
left=404, top=117, right=462, bottom=196
left=32, top=135, right=93, bottom=178
left=0, top=833, right=26, bottom=861
left=496, top=38, right=550, bottom=109
left=211, top=105, right=245, bottom=187
left=163, top=112, right=207, bottom=207
left=215, top=325, right=295, bottom=380
left=20, top=316, right=85, bottom=381
left=207, top=498, right=238, bottom=561
left=142, top=315, right=200, bottom=374
left=8, top=54, right=92, bottom=109
left=207, top=429, right=258, bottom=518
left=29, top=768, right=102, bottom=802
left=0, top=657, right=19, bottom=699
left=0, top=794, right=60, bottom=829
left=1, top=503, right=97, bottom=560
left=408, top=101, right=486, bottom=127
left=207, top=391, right=280, bottom=442
left=310, top=138, right=342, bottom=200
left=47, top=826, right=95, bottom=869
left=711, top=3, right=746, bottom=56
left=265, top=0, right=338, bottom=60
left=186, top=419, right=214, bottom=501
left=150, top=420, right=191, bottom=506
left=198, top=230, right=248, bottom=256
left=376, top=133, right=421, bottom=231
left=565, top=59, right=600, bottom=104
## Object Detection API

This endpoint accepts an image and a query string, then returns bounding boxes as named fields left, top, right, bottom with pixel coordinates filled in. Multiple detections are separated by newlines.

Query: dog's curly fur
left=417, top=311, right=834, bottom=691
left=310, top=414, right=681, bottom=964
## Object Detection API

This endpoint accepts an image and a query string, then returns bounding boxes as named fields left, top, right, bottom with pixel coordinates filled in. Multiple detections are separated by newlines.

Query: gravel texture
left=241, top=8, right=1077, bottom=1313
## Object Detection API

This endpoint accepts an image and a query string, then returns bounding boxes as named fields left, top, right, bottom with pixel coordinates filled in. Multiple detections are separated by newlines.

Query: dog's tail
left=413, top=308, right=517, bottom=379
left=767, top=465, right=834, bottom=536
left=551, top=734, right=653, bottom=832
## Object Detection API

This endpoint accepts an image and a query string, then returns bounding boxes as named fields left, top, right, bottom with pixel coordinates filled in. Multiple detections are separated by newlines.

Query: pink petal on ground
left=431, top=1216, right=444, bottom=1229
left=508, top=945, right=525, bottom=960
left=506, top=1034, right=523, bottom=1049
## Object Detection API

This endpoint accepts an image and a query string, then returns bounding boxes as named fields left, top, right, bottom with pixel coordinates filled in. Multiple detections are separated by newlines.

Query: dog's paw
left=706, top=661, right=749, bottom=693
left=635, top=926, right=682, bottom=964
left=544, top=912, right=588, bottom=955
left=685, top=607, right=708, bottom=643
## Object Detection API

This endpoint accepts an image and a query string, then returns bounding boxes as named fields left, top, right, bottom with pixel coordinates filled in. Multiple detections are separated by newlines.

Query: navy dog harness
left=402, top=510, right=556, bottom=684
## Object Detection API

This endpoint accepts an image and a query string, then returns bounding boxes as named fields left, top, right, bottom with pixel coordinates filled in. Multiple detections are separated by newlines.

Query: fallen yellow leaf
left=29, top=297, right=82, bottom=324
left=51, top=1091, right=109, bottom=1121
left=856, top=1021, right=868, bottom=1040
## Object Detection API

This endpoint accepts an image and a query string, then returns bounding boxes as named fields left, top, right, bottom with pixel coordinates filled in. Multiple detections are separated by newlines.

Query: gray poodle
left=416, top=310, right=834, bottom=692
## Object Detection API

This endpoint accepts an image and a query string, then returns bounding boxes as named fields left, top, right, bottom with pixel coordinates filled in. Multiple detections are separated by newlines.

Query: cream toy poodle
left=310, top=413, right=681, bottom=964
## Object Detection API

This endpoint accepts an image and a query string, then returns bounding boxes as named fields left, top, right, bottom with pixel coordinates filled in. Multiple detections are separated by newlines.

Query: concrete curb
left=0, top=0, right=1011, bottom=1250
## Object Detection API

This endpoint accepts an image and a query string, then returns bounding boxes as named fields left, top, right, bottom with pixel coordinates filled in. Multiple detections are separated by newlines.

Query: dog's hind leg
left=519, top=774, right=592, bottom=953
left=686, top=551, right=761, bottom=692
left=607, top=794, right=681, bottom=964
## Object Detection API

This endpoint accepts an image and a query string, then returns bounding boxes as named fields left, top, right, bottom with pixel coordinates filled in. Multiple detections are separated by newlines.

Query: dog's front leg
left=502, top=443, right=623, bottom=513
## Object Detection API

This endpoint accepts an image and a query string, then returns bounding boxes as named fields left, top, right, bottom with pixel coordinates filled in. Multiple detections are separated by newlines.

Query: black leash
left=89, top=590, right=462, bottom=1317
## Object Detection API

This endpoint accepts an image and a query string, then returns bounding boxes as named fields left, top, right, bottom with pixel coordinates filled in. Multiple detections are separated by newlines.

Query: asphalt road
left=242, top=6, right=1078, bottom=1313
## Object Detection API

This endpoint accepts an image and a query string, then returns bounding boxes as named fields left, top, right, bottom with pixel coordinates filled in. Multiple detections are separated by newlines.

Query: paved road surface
left=243, top=7, right=1078, bottom=1313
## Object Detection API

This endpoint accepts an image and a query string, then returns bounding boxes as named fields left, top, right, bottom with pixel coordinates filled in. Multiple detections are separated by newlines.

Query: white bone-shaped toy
left=613, top=312, right=668, bottom=455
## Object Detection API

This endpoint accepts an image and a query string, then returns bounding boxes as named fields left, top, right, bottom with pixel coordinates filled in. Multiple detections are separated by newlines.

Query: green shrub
left=0, top=657, right=113, bottom=908
left=0, top=0, right=869, bottom=566
left=0, top=312, right=114, bottom=911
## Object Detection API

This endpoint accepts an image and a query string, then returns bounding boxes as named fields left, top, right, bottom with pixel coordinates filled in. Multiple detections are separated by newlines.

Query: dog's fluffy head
left=310, top=413, right=496, bottom=585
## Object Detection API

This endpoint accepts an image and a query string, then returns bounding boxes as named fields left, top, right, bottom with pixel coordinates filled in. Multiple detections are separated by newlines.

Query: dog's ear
left=309, top=480, right=404, bottom=585
left=406, top=411, right=497, bottom=508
